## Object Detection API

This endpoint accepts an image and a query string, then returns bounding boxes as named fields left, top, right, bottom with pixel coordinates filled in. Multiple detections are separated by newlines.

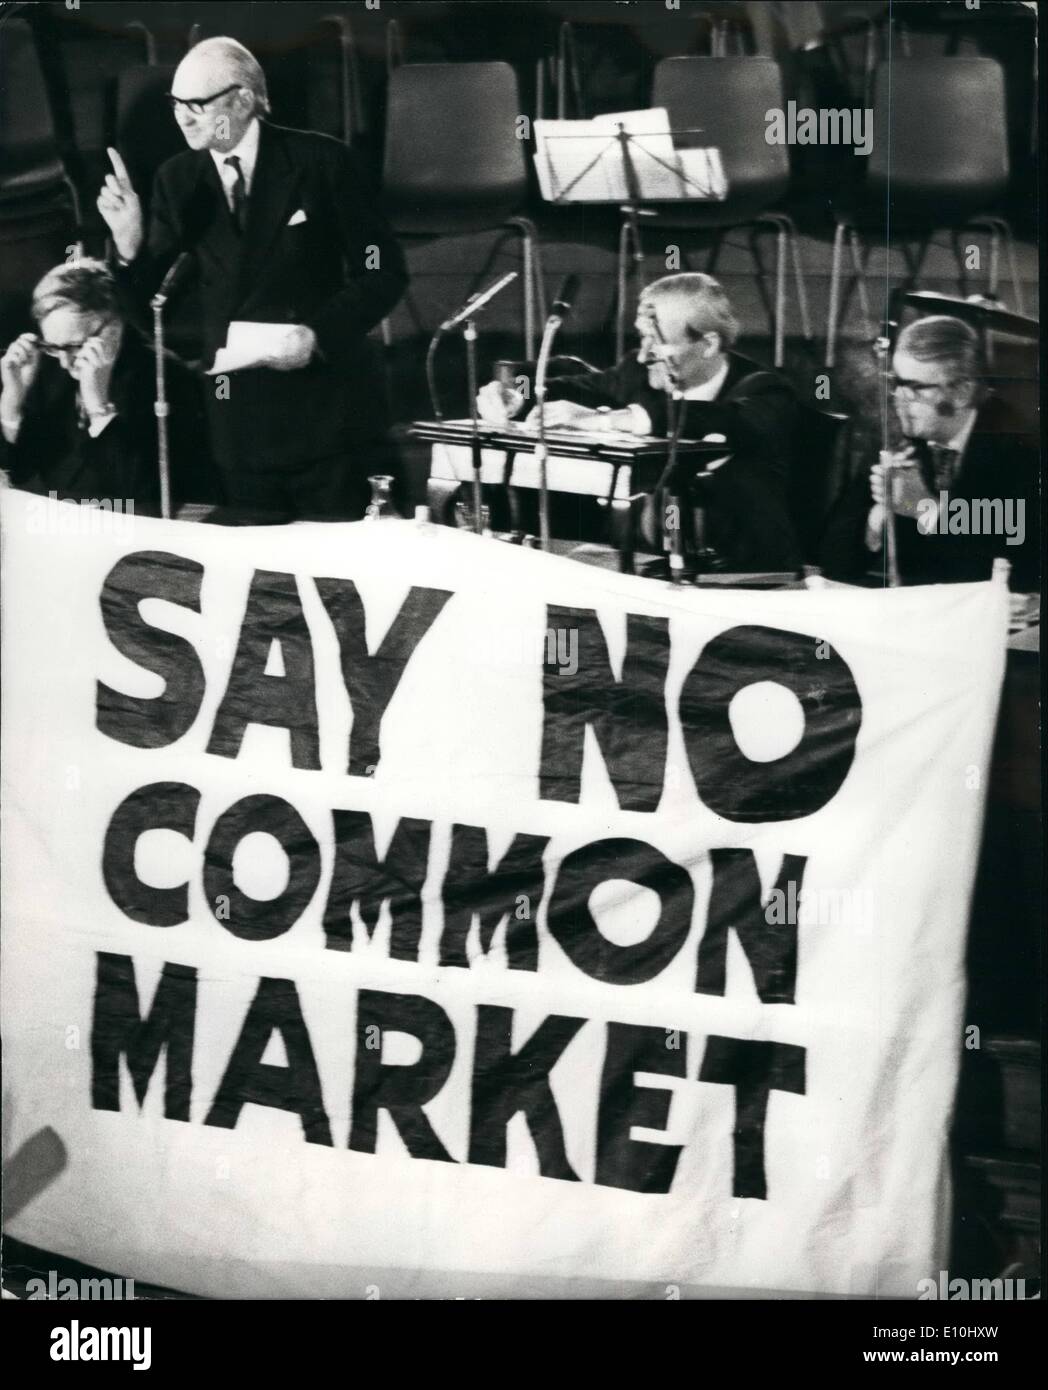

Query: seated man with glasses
left=476, top=272, right=803, bottom=571
left=0, top=258, right=206, bottom=512
left=96, top=35, right=407, bottom=522
left=821, top=315, right=1039, bottom=591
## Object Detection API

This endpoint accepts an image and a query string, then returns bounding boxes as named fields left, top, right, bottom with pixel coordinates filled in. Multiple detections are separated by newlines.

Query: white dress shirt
left=626, top=359, right=731, bottom=437
left=211, top=118, right=262, bottom=210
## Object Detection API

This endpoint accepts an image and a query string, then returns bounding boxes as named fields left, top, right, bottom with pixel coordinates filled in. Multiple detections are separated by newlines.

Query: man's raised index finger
left=107, top=147, right=133, bottom=188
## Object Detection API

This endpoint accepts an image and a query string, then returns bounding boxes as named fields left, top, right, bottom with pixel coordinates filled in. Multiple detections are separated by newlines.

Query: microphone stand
left=533, top=315, right=563, bottom=552
left=463, top=316, right=484, bottom=535
left=150, top=288, right=173, bottom=520
left=874, top=334, right=901, bottom=587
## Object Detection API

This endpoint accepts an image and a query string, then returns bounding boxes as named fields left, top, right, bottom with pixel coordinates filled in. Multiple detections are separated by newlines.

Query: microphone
left=153, top=252, right=192, bottom=306
left=546, top=274, right=580, bottom=329
left=438, top=271, right=518, bottom=333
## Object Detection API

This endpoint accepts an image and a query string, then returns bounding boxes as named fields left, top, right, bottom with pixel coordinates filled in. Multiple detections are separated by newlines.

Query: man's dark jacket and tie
left=120, top=120, right=408, bottom=517
left=820, top=395, right=1040, bottom=589
left=546, top=350, right=803, bottom=569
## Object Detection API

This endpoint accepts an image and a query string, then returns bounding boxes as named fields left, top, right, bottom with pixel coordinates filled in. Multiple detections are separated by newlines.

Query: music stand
left=534, top=113, right=727, bottom=357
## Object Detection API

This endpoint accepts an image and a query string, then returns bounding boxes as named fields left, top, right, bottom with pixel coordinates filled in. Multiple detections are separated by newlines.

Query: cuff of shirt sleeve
left=626, top=403, right=653, bottom=436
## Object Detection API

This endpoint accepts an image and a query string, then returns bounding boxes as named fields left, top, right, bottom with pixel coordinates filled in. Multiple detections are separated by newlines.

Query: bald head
left=170, top=37, right=269, bottom=152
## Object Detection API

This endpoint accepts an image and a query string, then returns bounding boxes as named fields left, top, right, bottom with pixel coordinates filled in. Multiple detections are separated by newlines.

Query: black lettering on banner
left=314, top=578, right=452, bottom=776
left=322, top=811, right=430, bottom=962
left=91, top=952, right=196, bottom=1120
left=96, top=551, right=206, bottom=748
left=348, top=990, right=455, bottom=1162
left=698, top=1036, right=806, bottom=1200
left=102, top=782, right=200, bottom=926
left=469, top=1005, right=584, bottom=1179
left=547, top=838, right=693, bottom=984
left=207, top=570, right=321, bottom=770
left=204, top=976, right=333, bottom=1145
left=595, top=1023, right=687, bottom=1193
left=696, top=849, right=807, bottom=1003
left=439, top=824, right=548, bottom=971
left=204, top=794, right=321, bottom=941
left=679, top=625, right=862, bottom=822
left=540, top=606, right=670, bottom=812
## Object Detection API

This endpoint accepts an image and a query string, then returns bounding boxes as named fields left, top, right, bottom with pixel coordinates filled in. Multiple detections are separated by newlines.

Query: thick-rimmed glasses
left=889, top=375, right=967, bottom=402
left=166, top=84, right=242, bottom=116
left=33, top=321, right=108, bottom=357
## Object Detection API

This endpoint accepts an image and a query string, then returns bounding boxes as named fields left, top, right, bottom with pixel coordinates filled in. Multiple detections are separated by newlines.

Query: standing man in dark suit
left=477, top=273, right=803, bottom=569
left=97, top=36, right=407, bottom=521
left=821, top=315, right=1040, bottom=592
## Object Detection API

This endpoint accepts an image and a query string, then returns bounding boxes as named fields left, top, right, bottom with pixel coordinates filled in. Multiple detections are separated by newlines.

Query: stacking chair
left=112, top=66, right=180, bottom=208
left=0, top=18, right=83, bottom=234
left=635, top=57, right=812, bottom=368
left=825, top=57, right=1023, bottom=367
left=381, top=61, right=546, bottom=355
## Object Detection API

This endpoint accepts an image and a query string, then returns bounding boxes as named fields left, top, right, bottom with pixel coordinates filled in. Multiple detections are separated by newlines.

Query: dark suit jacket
left=548, top=350, right=799, bottom=479
left=547, top=350, right=803, bottom=568
left=820, top=397, right=1040, bottom=590
left=0, top=330, right=207, bottom=513
left=121, top=120, right=407, bottom=471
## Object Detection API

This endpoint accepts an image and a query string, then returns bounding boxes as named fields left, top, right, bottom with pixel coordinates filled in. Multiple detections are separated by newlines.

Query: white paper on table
left=206, top=321, right=299, bottom=374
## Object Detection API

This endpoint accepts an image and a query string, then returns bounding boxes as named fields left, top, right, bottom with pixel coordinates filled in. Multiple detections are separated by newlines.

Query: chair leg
left=997, top=218, right=1026, bottom=314
left=786, top=219, right=813, bottom=343
left=988, top=223, right=1001, bottom=299
left=950, top=227, right=967, bottom=298
left=507, top=216, right=545, bottom=359
left=847, top=228, right=873, bottom=337
left=774, top=220, right=787, bottom=368
left=616, top=218, right=631, bottom=362
left=616, top=217, right=646, bottom=362
left=703, top=229, right=725, bottom=277
left=826, top=221, right=846, bottom=368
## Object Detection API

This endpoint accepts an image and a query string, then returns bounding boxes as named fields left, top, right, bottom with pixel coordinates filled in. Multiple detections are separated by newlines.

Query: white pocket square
left=287, top=208, right=307, bottom=226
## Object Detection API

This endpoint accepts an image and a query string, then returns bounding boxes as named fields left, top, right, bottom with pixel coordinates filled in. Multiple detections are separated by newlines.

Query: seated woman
left=0, top=257, right=208, bottom=515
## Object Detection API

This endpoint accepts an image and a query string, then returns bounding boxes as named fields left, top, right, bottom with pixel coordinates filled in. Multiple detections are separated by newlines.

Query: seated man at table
left=820, top=315, right=1040, bottom=592
left=476, top=272, right=803, bottom=570
left=0, top=258, right=207, bottom=513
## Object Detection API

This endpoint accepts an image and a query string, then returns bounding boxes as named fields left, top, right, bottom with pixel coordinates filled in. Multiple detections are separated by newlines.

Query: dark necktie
left=223, top=154, right=247, bottom=233
left=927, top=443, right=959, bottom=491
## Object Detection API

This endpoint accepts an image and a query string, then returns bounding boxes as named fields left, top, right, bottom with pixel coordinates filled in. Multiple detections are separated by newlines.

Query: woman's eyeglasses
left=166, top=84, right=241, bottom=116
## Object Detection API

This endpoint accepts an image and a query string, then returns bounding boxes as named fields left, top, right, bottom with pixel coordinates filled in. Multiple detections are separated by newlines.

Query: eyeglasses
left=166, top=84, right=242, bottom=116
left=889, top=375, right=967, bottom=402
left=34, top=323, right=107, bottom=357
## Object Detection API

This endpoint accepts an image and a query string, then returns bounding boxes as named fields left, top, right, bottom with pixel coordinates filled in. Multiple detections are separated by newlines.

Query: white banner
left=1, top=489, right=1007, bottom=1298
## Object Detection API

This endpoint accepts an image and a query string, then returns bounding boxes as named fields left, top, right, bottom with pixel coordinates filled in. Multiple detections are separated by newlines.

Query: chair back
left=383, top=62, right=527, bottom=234
left=113, top=66, right=180, bottom=202
left=652, top=57, right=790, bottom=208
left=867, top=58, right=1009, bottom=210
left=0, top=19, right=67, bottom=200
left=789, top=405, right=852, bottom=563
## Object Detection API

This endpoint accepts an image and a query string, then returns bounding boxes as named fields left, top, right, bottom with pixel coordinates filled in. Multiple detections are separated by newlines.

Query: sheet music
left=535, top=107, right=725, bottom=203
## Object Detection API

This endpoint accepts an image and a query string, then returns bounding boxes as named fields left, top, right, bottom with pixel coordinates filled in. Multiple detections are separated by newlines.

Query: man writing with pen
left=476, top=272, right=803, bottom=570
